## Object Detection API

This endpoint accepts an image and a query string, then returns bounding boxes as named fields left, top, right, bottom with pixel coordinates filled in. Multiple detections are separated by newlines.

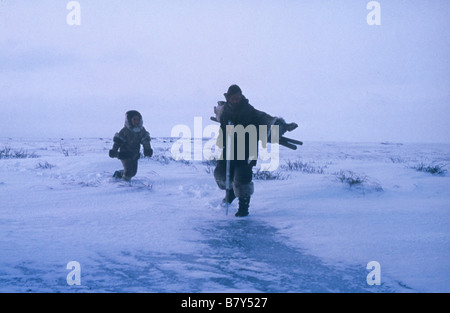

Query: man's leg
left=232, top=162, right=254, bottom=217
left=214, top=160, right=236, bottom=203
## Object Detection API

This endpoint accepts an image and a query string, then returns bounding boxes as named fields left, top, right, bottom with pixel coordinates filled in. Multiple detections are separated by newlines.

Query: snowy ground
left=0, top=137, right=449, bottom=293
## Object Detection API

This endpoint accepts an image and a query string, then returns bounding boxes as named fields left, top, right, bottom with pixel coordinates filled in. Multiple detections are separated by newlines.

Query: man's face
left=228, top=93, right=242, bottom=105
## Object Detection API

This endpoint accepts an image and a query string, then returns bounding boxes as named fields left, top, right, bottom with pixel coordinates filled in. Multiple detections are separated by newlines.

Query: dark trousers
left=121, top=158, right=138, bottom=180
left=214, top=160, right=254, bottom=198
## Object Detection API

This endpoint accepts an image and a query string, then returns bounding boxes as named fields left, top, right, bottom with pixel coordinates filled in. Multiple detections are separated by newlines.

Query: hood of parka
left=125, top=110, right=144, bottom=132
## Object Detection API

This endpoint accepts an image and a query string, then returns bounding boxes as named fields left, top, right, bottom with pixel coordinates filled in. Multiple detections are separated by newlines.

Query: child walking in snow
left=109, top=110, right=153, bottom=181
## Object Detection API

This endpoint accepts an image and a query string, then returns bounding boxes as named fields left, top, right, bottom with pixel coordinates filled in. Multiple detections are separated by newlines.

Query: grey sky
left=1, top=0, right=449, bottom=143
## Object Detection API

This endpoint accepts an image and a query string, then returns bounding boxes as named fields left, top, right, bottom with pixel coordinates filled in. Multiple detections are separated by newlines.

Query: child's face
left=131, top=116, right=141, bottom=127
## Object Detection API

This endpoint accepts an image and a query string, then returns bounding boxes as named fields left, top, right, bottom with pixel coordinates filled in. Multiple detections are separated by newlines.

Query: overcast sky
left=1, top=0, right=449, bottom=143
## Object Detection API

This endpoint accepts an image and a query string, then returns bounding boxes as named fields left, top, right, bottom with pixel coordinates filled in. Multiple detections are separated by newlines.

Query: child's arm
left=109, top=129, right=126, bottom=158
left=141, top=129, right=153, bottom=157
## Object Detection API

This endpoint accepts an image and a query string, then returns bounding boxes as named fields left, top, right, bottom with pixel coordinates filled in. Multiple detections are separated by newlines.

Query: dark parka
left=112, top=111, right=152, bottom=160
left=213, top=94, right=287, bottom=203
left=109, top=110, right=152, bottom=181
left=216, top=95, right=284, bottom=165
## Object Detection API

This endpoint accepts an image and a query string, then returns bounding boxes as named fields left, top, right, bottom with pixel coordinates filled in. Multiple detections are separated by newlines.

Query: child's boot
left=113, top=170, right=124, bottom=179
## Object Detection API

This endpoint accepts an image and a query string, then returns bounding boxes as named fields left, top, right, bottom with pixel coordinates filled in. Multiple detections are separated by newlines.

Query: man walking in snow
left=213, top=85, right=297, bottom=217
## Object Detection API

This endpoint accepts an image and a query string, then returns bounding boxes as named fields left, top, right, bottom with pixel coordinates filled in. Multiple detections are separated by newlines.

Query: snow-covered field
left=0, top=137, right=449, bottom=293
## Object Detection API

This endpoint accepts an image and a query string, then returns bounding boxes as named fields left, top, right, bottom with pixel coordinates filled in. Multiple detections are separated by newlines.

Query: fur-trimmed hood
left=125, top=110, right=144, bottom=132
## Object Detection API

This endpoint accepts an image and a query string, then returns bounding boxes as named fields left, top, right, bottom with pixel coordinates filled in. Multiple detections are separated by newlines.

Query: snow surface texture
left=0, top=137, right=449, bottom=293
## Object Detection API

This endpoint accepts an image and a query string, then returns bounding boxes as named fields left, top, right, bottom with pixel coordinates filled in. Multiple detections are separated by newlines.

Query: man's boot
left=235, top=196, right=250, bottom=217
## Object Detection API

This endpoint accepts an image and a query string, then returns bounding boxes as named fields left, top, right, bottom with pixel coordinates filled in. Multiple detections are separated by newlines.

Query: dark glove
left=275, top=119, right=298, bottom=136
left=285, top=122, right=298, bottom=132
left=144, top=147, right=153, bottom=157
left=109, top=149, right=119, bottom=158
